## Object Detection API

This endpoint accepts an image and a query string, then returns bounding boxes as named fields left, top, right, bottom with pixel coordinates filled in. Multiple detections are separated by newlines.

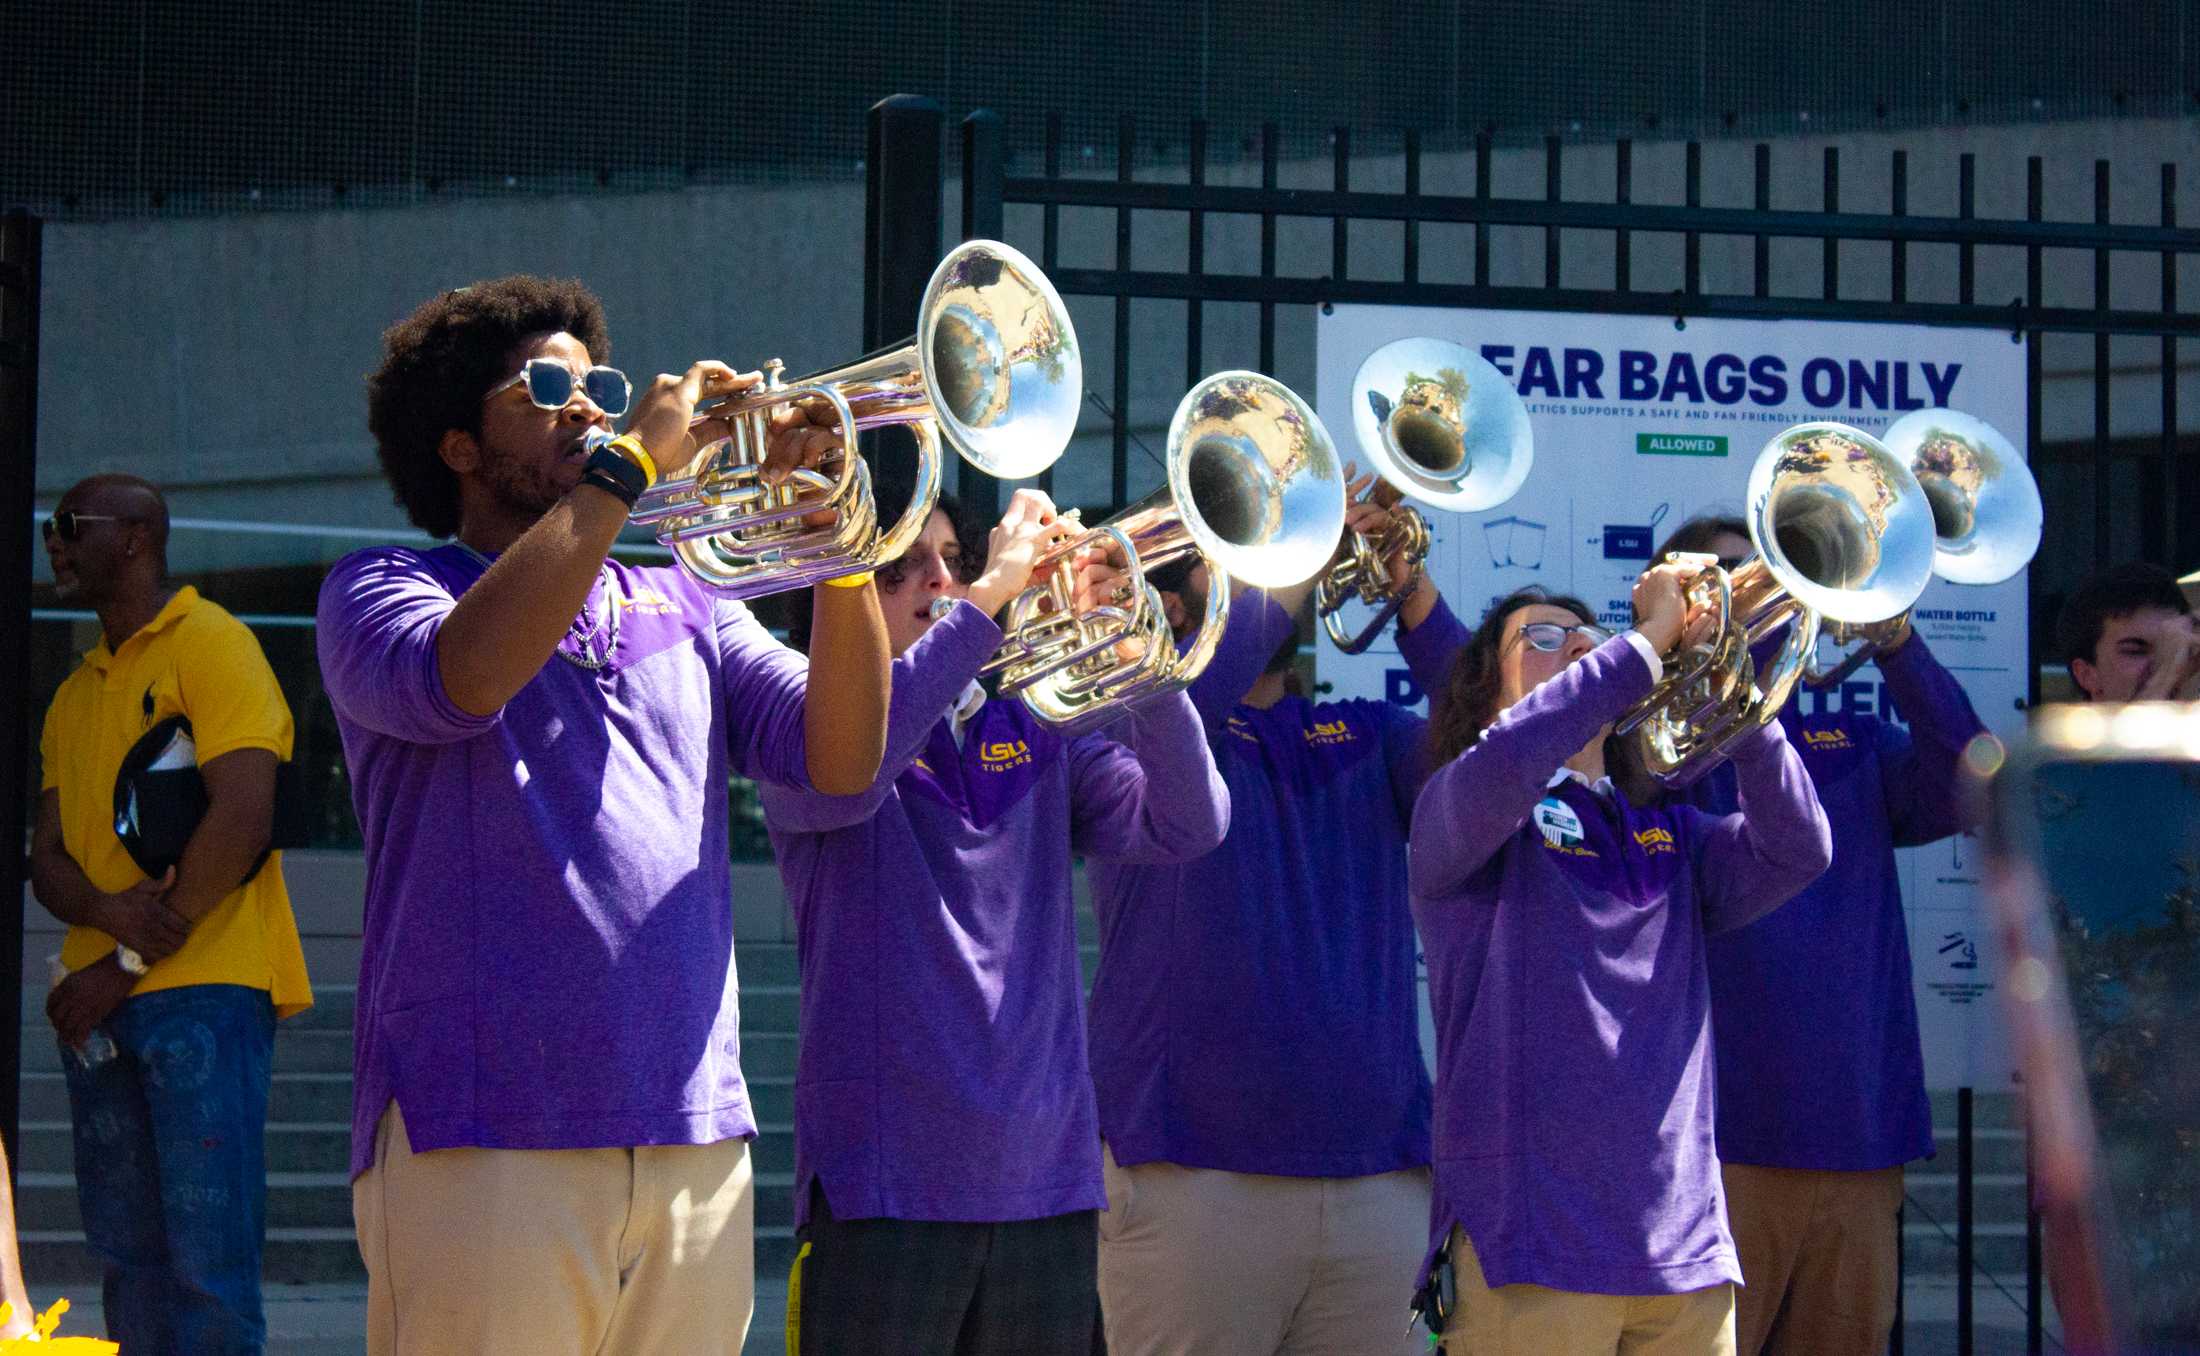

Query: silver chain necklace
left=454, top=542, right=620, bottom=672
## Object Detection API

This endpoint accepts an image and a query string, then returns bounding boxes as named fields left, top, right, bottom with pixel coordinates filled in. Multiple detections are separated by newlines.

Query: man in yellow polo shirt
left=31, top=474, right=312, bottom=1355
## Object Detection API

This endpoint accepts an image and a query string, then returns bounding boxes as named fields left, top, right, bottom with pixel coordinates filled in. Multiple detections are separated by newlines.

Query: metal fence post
left=2027, top=1146, right=2044, bottom=1355
left=0, top=210, right=44, bottom=1182
left=864, top=95, right=944, bottom=509
left=958, top=110, right=1006, bottom=519
left=1892, top=1198, right=1906, bottom=1355
left=1959, top=1086, right=1975, bottom=1353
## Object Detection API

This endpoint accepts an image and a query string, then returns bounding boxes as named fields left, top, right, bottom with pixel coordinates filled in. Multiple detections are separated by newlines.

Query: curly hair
left=365, top=276, right=611, bottom=538
left=1426, top=586, right=1599, bottom=768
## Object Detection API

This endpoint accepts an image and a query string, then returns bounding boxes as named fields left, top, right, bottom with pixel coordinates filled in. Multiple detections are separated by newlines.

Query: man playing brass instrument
left=1663, top=514, right=1987, bottom=1356
left=318, top=275, right=891, bottom=1355
left=1087, top=472, right=1467, bottom=1355
left=763, top=485, right=1229, bottom=1356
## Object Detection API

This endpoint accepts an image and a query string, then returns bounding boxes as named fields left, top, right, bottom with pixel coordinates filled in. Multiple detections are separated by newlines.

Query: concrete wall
left=33, top=179, right=878, bottom=572
left=273, top=852, right=803, bottom=947
left=21, top=851, right=1082, bottom=959
left=33, top=113, right=2199, bottom=580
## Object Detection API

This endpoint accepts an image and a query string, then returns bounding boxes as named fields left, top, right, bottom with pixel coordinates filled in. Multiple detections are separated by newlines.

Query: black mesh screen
left=7, top=0, right=2198, bottom=219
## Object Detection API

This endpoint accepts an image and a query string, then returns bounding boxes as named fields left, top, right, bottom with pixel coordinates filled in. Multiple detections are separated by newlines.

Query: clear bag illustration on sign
left=1482, top=514, right=1548, bottom=569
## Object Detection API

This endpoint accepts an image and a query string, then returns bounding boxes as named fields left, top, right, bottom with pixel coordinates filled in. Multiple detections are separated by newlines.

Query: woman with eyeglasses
left=1407, top=566, right=1832, bottom=1354
left=759, top=484, right=1230, bottom=1356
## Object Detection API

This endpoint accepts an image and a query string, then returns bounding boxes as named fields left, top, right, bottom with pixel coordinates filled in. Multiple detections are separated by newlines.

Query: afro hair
left=365, top=276, right=611, bottom=538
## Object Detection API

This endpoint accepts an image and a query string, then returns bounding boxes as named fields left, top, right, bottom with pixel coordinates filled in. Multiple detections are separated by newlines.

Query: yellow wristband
left=605, top=434, right=658, bottom=489
left=821, top=570, right=875, bottom=589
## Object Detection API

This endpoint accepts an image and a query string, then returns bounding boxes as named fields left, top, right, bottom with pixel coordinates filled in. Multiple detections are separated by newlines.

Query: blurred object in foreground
left=0, top=1298, right=119, bottom=1352
left=1983, top=704, right=2200, bottom=1355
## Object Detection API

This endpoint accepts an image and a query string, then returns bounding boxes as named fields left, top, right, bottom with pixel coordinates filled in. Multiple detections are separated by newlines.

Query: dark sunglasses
left=1516, top=620, right=1612, bottom=652
left=41, top=510, right=132, bottom=544
left=487, top=358, right=633, bottom=418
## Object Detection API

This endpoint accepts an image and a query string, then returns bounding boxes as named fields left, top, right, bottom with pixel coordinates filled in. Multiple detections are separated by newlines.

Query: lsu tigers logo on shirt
left=616, top=586, right=682, bottom=617
left=1304, top=718, right=1355, bottom=747
left=1226, top=715, right=1261, bottom=743
left=1802, top=727, right=1855, bottom=751
left=1633, top=826, right=1677, bottom=856
left=1534, top=796, right=1596, bottom=856
left=979, top=739, right=1033, bottom=773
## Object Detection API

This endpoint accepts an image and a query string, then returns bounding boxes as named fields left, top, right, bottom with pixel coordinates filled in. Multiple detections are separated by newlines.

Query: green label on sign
left=1637, top=433, right=1729, bottom=457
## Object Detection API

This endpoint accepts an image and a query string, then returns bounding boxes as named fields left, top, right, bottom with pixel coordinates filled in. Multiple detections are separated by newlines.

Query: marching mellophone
left=1803, top=408, right=2042, bottom=690
left=1316, top=337, right=1534, bottom=653
left=1616, top=421, right=1939, bottom=788
left=629, top=239, right=1082, bottom=599
left=977, top=371, right=1348, bottom=734
left=621, top=226, right=2041, bottom=766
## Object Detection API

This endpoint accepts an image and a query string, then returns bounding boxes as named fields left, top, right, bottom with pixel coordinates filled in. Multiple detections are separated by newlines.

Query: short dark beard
left=478, top=441, right=567, bottom=524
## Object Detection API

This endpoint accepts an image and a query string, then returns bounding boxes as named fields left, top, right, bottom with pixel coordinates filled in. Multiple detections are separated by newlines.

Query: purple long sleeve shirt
left=1409, top=636, right=1831, bottom=1295
left=318, top=545, right=812, bottom=1176
left=1693, top=635, right=1983, bottom=1170
left=760, top=600, right=1229, bottom=1226
left=1087, top=591, right=1467, bottom=1178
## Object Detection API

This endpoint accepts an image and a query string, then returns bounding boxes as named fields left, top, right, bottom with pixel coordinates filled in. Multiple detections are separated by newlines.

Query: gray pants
left=1097, top=1143, right=1431, bottom=1356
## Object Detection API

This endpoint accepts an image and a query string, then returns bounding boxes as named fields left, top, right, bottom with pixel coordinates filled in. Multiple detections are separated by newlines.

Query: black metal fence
left=1, top=211, right=43, bottom=1179
left=880, top=100, right=2200, bottom=686
left=10, top=0, right=2199, bottom=221
left=862, top=95, right=2200, bottom=1353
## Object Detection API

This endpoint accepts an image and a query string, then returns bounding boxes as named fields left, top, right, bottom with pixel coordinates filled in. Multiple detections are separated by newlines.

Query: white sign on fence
left=1316, top=303, right=2030, bottom=1091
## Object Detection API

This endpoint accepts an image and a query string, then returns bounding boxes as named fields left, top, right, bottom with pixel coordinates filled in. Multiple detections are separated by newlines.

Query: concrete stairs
left=1904, top=1089, right=2033, bottom=1279
left=736, top=942, right=800, bottom=1279
left=15, top=927, right=367, bottom=1285
left=15, top=853, right=2030, bottom=1292
left=10, top=939, right=819, bottom=1285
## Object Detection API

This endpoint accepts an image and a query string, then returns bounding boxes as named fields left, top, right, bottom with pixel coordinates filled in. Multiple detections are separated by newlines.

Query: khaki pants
left=353, top=1102, right=755, bottom=1356
left=1721, top=1163, right=1903, bottom=1356
left=1441, top=1228, right=1736, bottom=1356
left=1097, top=1143, right=1430, bottom=1356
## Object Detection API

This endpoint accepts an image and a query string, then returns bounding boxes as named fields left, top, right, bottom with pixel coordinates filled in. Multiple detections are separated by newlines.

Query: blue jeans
left=60, top=983, right=275, bottom=1355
